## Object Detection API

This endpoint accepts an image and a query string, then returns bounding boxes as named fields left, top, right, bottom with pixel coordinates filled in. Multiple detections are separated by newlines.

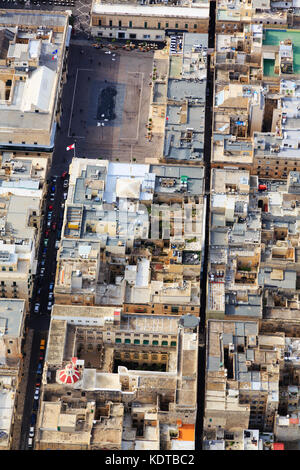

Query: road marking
left=68, top=68, right=93, bottom=139
left=119, top=71, right=144, bottom=142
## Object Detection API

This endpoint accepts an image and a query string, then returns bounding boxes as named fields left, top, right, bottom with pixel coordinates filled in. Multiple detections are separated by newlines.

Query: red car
left=45, top=230, right=50, bottom=237
left=61, top=171, right=68, bottom=178
left=51, top=222, right=57, bottom=231
left=48, top=205, right=53, bottom=210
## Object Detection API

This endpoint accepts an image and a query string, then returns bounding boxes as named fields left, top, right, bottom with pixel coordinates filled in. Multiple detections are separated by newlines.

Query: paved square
left=65, top=45, right=163, bottom=162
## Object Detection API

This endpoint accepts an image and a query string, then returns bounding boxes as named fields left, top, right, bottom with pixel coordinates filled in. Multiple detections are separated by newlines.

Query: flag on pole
left=66, top=143, right=75, bottom=151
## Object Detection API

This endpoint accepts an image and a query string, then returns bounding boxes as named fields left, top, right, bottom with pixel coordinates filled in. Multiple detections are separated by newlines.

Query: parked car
left=29, top=427, right=35, bottom=438
left=51, top=222, right=57, bottom=231
left=48, top=292, right=54, bottom=300
left=49, top=196, right=55, bottom=202
left=47, top=301, right=52, bottom=311
left=61, top=171, right=68, bottom=178
left=63, top=180, right=69, bottom=188
left=37, top=363, right=42, bottom=374
left=46, top=220, right=51, bottom=228
left=63, top=192, right=68, bottom=200
left=37, top=287, right=42, bottom=296
left=44, top=239, right=48, bottom=247
left=40, top=267, right=45, bottom=277
left=47, top=212, right=52, bottom=220
left=28, top=437, right=33, bottom=448
left=34, top=388, right=39, bottom=400
left=48, top=204, right=53, bottom=211
left=40, top=340, right=45, bottom=351
left=49, top=282, right=54, bottom=291
left=55, top=240, right=60, bottom=249
left=34, top=303, right=40, bottom=314
left=33, top=400, right=39, bottom=411
left=30, top=414, right=36, bottom=426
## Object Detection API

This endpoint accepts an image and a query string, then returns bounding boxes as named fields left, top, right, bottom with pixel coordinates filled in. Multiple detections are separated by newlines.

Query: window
left=143, top=35, right=150, bottom=39
left=144, top=22, right=147, bottom=28
left=125, top=339, right=131, bottom=344
left=166, top=22, right=169, bottom=28
left=134, top=339, right=140, bottom=345
left=98, top=19, right=101, bottom=26
left=119, top=20, right=122, bottom=27
left=194, top=24, right=197, bottom=29
left=158, top=22, right=161, bottom=29
left=109, top=20, right=112, bottom=27
left=115, top=338, right=122, bottom=343
left=129, top=34, right=136, bottom=39
left=185, top=24, right=188, bottom=29
left=171, top=341, right=177, bottom=347
left=143, top=340, right=149, bottom=345
left=175, top=23, right=178, bottom=28
left=162, top=341, right=168, bottom=346
left=129, top=20, right=132, bottom=28
left=152, top=340, right=159, bottom=345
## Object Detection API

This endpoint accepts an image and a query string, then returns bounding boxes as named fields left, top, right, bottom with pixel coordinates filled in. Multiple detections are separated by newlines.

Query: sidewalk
left=11, top=329, right=34, bottom=450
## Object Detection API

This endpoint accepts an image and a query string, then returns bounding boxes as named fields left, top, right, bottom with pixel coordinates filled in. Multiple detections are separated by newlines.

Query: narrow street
left=195, top=0, right=216, bottom=450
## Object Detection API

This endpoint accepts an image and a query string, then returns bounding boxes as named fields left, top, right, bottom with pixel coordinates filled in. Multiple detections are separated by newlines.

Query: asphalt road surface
left=20, top=174, right=68, bottom=449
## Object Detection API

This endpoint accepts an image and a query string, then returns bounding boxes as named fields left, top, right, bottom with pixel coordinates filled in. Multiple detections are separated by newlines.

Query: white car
left=34, top=388, right=39, bottom=400
left=34, top=303, right=40, bottom=314
left=63, top=192, right=68, bottom=200
left=28, top=437, right=33, bottom=448
left=47, top=301, right=52, bottom=311
left=48, top=292, right=54, bottom=300
left=29, top=427, right=35, bottom=438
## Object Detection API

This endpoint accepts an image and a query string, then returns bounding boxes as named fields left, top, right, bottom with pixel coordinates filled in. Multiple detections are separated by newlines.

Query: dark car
left=33, top=400, right=39, bottom=411
left=37, top=363, right=42, bottom=374
left=62, top=171, right=68, bottom=178
left=51, top=222, right=57, bottom=231
left=30, top=413, right=36, bottom=426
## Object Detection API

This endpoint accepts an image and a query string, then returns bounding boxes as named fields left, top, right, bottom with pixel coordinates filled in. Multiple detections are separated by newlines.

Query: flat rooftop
left=92, top=2, right=210, bottom=18
left=0, top=298, right=25, bottom=337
